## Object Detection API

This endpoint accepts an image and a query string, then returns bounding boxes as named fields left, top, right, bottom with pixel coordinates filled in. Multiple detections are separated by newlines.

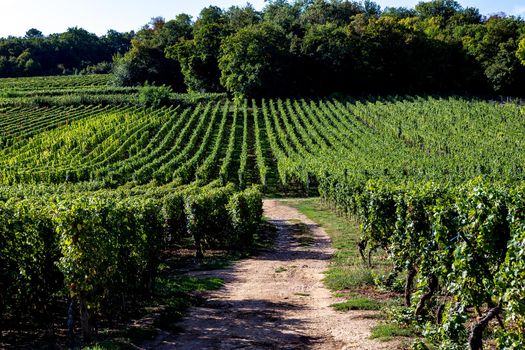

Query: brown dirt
left=147, top=199, right=401, bottom=349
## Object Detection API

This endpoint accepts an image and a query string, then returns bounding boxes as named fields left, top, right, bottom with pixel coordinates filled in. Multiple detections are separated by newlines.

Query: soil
left=146, top=199, right=401, bottom=349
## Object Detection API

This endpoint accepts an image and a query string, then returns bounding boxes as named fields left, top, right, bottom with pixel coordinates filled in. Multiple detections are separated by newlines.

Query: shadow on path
left=145, top=199, right=343, bottom=350
left=162, top=299, right=322, bottom=349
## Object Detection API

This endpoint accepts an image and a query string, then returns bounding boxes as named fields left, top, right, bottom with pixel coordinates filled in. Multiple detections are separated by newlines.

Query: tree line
left=0, top=28, right=132, bottom=77
left=113, top=0, right=525, bottom=98
left=3, top=0, right=525, bottom=97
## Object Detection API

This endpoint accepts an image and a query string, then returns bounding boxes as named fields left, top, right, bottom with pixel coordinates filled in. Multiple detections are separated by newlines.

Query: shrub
left=227, top=185, right=263, bottom=249
left=138, top=83, right=173, bottom=108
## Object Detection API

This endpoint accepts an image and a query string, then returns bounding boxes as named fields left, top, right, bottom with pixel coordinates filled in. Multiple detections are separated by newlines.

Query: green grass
left=83, top=345, right=122, bottom=350
left=82, top=327, right=159, bottom=350
left=282, top=198, right=389, bottom=291
left=194, top=257, right=234, bottom=271
left=157, top=276, right=224, bottom=294
left=333, top=291, right=354, bottom=298
left=275, top=266, right=288, bottom=273
left=152, top=276, right=223, bottom=329
left=283, top=198, right=417, bottom=343
left=370, top=323, right=416, bottom=341
left=331, top=297, right=382, bottom=311
left=325, top=267, right=375, bottom=290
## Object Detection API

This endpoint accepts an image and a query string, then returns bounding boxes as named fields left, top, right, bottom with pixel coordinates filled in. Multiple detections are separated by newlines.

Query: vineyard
left=1, top=74, right=525, bottom=349
left=0, top=74, right=111, bottom=91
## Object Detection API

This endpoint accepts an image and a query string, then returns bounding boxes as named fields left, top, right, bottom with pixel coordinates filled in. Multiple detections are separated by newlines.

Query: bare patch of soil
left=146, top=200, right=401, bottom=349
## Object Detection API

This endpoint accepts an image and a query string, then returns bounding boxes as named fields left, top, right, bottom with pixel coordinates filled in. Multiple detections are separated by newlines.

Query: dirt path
left=149, top=200, right=397, bottom=349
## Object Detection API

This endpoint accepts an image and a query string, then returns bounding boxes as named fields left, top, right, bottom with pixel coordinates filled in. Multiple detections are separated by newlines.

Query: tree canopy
left=2, top=0, right=525, bottom=97
left=219, top=23, right=290, bottom=97
left=139, top=0, right=525, bottom=97
left=0, top=28, right=133, bottom=77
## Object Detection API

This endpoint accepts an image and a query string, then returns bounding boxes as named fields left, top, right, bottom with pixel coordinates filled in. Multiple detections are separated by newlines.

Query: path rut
left=149, top=199, right=397, bottom=349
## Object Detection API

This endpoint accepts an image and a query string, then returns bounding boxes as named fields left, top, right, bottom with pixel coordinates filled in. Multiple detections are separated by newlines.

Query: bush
left=0, top=184, right=263, bottom=340
left=227, top=185, right=263, bottom=249
left=138, top=83, right=173, bottom=107
left=185, top=184, right=236, bottom=257
left=79, top=61, right=112, bottom=75
left=162, top=192, right=188, bottom=246
left=54, top=195, right=164, bottom=339
left=0, top=198, right=61, bottom=321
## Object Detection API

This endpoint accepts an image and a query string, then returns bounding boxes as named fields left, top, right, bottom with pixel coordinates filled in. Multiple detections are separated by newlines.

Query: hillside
left=0, top=75, right=524, bottom=348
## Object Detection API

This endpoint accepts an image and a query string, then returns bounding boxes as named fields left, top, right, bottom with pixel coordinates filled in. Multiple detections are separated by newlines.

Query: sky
left=0, top=0, right=524, bottom=38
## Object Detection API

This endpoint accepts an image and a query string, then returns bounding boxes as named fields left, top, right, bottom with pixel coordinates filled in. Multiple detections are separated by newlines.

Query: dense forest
left=0, top=28, right=133, bottom=76
left=2, top=0, right=525, bottom=97
left=110, top=0, right=525, bottom=97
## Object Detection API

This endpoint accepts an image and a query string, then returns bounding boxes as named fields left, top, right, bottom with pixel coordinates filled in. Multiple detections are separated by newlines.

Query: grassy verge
left=331, top=297, right=382, bottom=311
left=283, top=197, right=416, bottom=345
left=282, top=198, right=389, bottom=290
left=371, top=323, right=417, bottom=341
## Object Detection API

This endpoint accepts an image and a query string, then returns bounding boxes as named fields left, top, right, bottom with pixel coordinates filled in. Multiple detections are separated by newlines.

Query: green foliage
left=166, top=20, right=227, bottom=92
left=3, top=88, right=525, bottom=349
left=153, top=14, right=193, bottom=48
left=2, top=184, right=262, bottom=338
left=300, top=23, right=354, bottom=92
left=415, top=0, right=462, bottom=21
left=495, top=184, right=525, bottom=347
left=262, top=1, right=301, bottom=32
left=162, top=192, right=188, bottom=245
left=453, top=16, right=524, bottom=94
left=219, top=23, right=290, bottom=98
left=0, top=199, right=60, bottom=319
left=225, top=4, right=261, bottom=31
left=516, top=36, right=525, bottom=65
left=257, top=96, right=525, bottom=348
left=227, top=185, right=263, bottom=248
left=138, top=84, right=173, bottom=107
left=79, top=61, right=112, bottom=75
left=299, top=0, right=363, bottom=26
left=185, top=184, right=235, bottom=255
left=113, top=0, right=525, bottom=96
left=370, top=323, right=416, bottom=340
left=111, top=45, right=182, bottom=88
left=331, top=297, right=382, bottom=311
left=111, top=17, right=189, bottom=88
left=2, top=1, right=525, bottom=96
left=0, top=95, right=266, bottom=339
left=0, top=27, right=132, bottom=78
left=320, top=179, right=525, bottom=348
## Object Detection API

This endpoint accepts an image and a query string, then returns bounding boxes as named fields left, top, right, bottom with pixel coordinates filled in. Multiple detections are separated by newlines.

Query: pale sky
left=0, top=0, right=523, bottom=38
